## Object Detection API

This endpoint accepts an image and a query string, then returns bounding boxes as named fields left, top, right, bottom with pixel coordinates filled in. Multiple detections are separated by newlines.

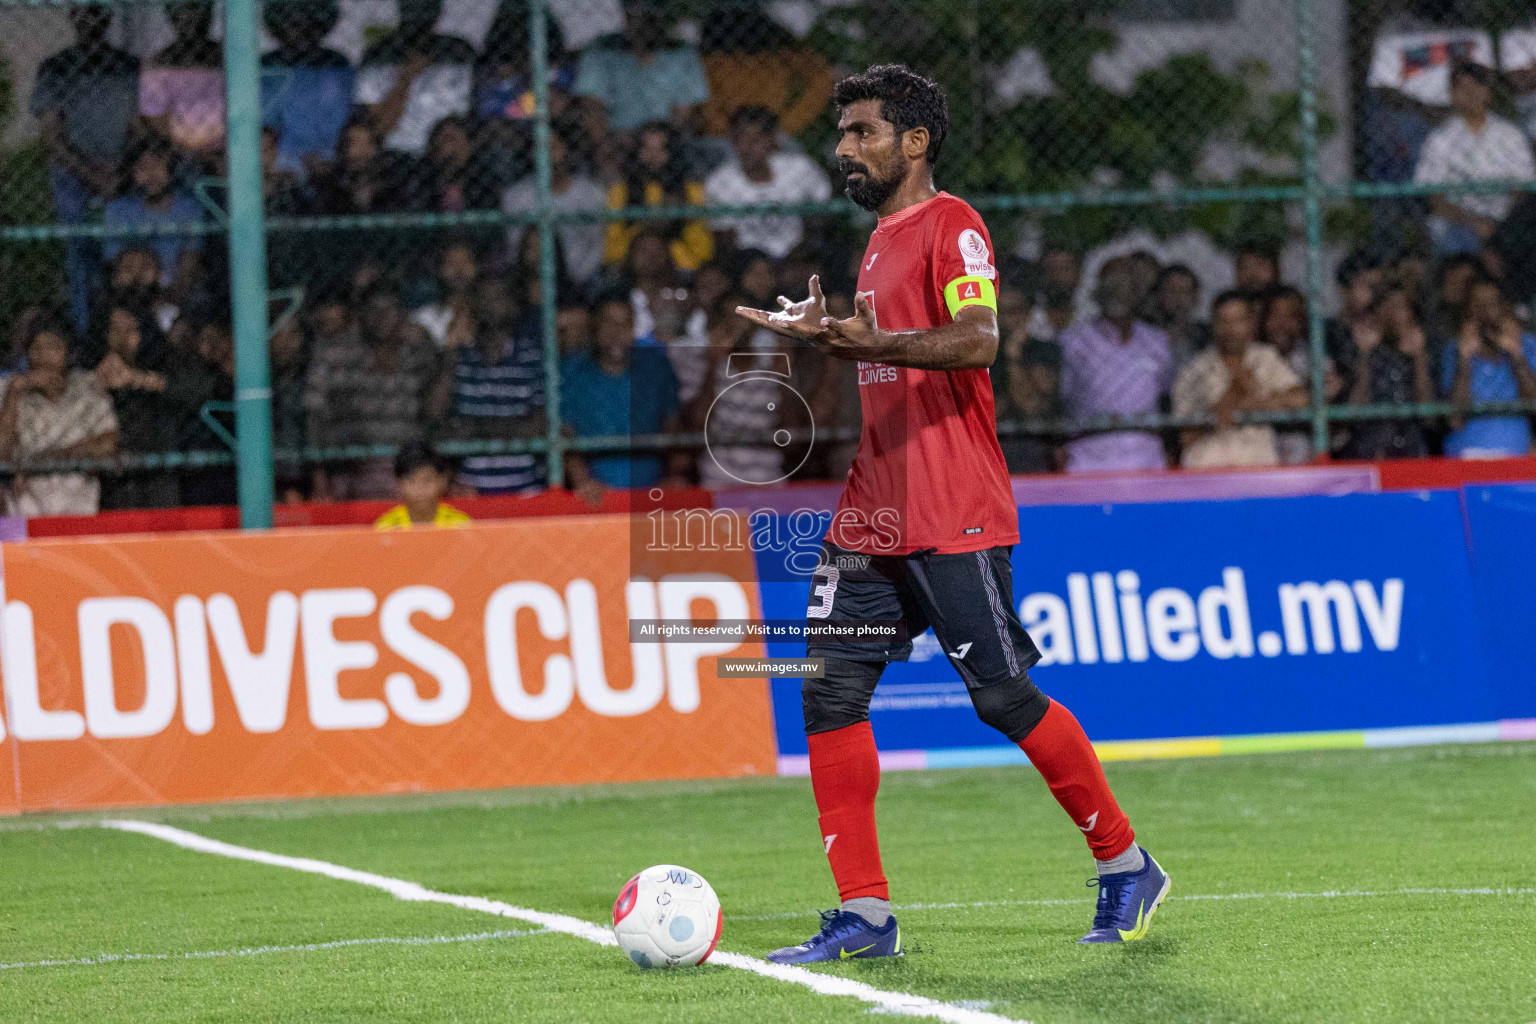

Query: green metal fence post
left=224, top=0, right=274, bottom=527
left=530, top=0, right=563, bottom=486
left=1295, top=0, right=1329, bottom=457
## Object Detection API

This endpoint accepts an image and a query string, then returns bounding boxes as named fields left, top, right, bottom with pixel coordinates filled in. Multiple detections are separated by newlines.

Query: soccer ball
left=611, top=864, right=722, bottom=968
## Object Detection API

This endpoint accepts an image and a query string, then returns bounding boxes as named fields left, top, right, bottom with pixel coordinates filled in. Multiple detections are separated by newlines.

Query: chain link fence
left=1, top=0, right=1535, bottom=519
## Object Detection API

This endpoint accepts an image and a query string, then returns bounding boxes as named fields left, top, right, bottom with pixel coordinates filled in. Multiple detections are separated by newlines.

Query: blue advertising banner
left=1464, top=484, right=1536, bottom=722
left=757, top=490, right=1496, bottom=758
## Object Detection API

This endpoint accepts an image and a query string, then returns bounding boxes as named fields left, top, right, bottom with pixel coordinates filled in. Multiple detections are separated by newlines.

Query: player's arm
left=735, top=276, right=999, bottom=369
left=813, top=293, right=997, bottom=369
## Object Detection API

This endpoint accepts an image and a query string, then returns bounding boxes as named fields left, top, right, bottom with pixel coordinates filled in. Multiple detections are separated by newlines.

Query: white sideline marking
left=729, top=886, right=1536, bottom=921
left=100, top=820, right=1033, bottom=1024
left=0, top=928, right=547, bottom=971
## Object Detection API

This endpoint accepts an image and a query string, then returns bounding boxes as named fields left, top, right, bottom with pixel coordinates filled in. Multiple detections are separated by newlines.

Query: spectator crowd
left=994, top=238, right=1536, bottom=475
left=3, top=0, right=1536, bottom=518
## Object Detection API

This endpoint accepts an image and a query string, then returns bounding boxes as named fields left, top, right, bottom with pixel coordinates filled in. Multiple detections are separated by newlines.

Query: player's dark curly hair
left=833, top=64, right=949, bottom=167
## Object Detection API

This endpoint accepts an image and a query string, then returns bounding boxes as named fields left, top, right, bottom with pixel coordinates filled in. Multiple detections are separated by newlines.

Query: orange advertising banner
left=0, top=517, right=775, bottom=812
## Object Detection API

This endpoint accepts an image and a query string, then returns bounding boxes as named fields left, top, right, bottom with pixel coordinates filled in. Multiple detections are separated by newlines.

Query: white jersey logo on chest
left=857, top=361, right=899, bottom=386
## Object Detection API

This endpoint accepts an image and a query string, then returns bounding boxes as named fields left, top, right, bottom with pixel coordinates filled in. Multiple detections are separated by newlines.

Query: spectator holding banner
left=1441, top=275, right=1536, bottom=458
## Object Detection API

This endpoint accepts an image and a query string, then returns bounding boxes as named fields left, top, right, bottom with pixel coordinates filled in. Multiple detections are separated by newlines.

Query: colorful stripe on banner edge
left=775, top=719, right=1536, bottom=776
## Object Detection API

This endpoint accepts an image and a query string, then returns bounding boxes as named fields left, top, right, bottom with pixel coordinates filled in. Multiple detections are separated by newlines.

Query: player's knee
left=801, top=659, right=883, bottom=735
left=970, top=672, right=1051, bottom=742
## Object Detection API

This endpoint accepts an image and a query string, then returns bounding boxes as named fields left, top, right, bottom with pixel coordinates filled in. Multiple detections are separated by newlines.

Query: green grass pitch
left=2, top=742, right=1533, bottom=1023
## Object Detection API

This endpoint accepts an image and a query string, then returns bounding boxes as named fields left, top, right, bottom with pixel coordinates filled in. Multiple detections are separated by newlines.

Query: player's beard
left=841, top=155, right=905, bottom=212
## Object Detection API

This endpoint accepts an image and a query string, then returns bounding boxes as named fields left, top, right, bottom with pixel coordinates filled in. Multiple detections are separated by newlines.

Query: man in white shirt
left=1173, top=291, right=1307, bottom=469
left=502, top=128, right=606, bottom=285
left=1414, top=60, right=1536, bottom=254
left=352, top=0, right=475, bottom=155
left=704, top=105, right=830, bottom=260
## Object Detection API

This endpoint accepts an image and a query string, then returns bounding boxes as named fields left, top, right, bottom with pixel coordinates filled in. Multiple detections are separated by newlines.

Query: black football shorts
left=805, top=540, right=1042, bottom=690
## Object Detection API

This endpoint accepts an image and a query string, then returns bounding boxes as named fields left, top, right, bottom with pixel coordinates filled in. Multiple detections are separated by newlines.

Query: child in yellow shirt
left=374, top=442, right=471, bottom=529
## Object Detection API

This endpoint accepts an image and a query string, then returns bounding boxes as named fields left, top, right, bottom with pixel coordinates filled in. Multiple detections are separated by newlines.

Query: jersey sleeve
left=931, top=202, right=998, bottom=320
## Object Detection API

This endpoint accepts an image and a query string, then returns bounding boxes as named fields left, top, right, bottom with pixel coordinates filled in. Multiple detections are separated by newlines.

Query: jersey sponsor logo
left=857, top=362, right=899, bottom=385
left=958, top=228, right=996, bottom=279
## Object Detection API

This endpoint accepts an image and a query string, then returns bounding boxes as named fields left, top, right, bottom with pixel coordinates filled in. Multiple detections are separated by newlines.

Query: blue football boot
left=766, top=909, right=902, bottom=963
left=1079, top=846, right=1171, bottom=943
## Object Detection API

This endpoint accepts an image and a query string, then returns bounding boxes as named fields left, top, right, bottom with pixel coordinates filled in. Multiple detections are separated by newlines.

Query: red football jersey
left=827, top=192, right=1019, bottom=555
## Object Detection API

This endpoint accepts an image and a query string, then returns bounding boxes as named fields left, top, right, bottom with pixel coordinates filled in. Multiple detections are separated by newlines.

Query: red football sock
left=1018, top=699, right=1135, bottom=861
left=807, top=722, right=889, bottom=901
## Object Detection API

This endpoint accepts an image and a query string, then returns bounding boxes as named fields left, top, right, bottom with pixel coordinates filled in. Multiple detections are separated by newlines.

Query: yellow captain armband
left=943, top=275, right=997, bottom=317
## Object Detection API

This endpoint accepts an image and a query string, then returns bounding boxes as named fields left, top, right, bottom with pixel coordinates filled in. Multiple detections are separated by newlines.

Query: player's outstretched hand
left=735, top=275, right=831, bottom=341
left=815, top=291, right=882, bottom=359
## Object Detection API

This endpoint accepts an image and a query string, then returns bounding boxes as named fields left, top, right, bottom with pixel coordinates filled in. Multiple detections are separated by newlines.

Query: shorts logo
left=958, top=228, right=996, bottom=280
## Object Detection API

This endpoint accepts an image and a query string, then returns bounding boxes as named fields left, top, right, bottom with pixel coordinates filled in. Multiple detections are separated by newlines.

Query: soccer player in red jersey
left=737, top=65, right=1171, bottom=961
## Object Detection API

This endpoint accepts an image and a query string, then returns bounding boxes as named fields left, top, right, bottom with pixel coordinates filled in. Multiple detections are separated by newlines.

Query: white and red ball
left=612, top=864, right=722, bottom=968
